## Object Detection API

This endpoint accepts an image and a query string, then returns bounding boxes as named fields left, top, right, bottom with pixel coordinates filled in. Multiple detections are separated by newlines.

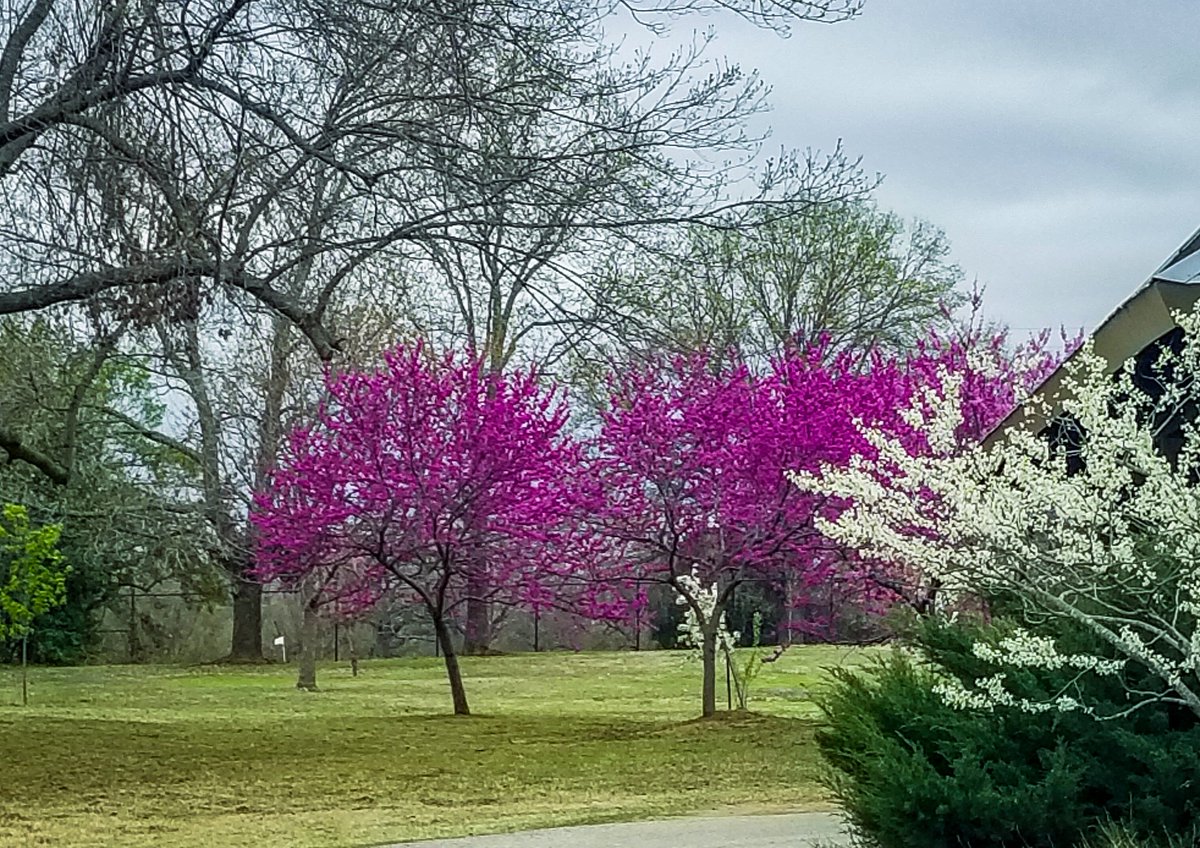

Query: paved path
left=390, top=812, right=848, bottom=848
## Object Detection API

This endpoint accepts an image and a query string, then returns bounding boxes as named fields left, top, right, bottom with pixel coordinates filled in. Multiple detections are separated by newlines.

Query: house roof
left=983, top=227, right=1200, bottom=446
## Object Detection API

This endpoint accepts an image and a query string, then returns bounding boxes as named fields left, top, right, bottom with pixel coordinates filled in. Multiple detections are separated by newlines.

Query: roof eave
left=982, top=277, right=1200, bottom=447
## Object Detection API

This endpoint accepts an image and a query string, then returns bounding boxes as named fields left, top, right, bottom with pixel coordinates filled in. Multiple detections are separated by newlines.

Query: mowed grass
left=0, top=647, right=875, bottom=848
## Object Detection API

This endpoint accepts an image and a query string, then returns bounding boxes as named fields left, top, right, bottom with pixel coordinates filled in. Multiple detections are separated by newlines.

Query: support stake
left=21, top=635, right=28, bottom=707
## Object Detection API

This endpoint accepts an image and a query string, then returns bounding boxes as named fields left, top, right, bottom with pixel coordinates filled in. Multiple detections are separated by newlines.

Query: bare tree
left=399, top=27, right=868, bottom=649
left=582, top=200, right=964, bottom=376
left=1, top=0, right=870, bottom=658
left=0, top=0, right=864, bottom=334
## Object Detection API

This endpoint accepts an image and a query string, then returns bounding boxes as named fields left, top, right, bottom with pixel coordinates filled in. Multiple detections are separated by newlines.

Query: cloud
left=700, top=0, right=1200, bottom=335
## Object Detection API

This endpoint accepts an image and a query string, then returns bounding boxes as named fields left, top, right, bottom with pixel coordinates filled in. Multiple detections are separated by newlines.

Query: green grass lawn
left=0, top=647, right=875, bottom=848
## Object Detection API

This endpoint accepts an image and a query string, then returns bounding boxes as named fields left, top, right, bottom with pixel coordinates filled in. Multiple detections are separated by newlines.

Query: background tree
left=0, top=315, right=216, bottom=662
left=1, top=0, right=871, bottom=659
left=364, top=26, right=866, bottom=651
left=0, top=503, right=67, bottom=704
left=581, top=200, right=963, bottom=377
left=734, top=204, right=964, bottom=356
left=0, top=0, right=864, bottom=344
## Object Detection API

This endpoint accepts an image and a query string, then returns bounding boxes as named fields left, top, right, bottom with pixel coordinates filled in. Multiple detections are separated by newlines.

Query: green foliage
left=0, top=317, right=218, bottom=661
left=816, top=617, right=1200, bottom=848
left=726, top=580, right=784, bottom=646
left=649, top=584, right=684, bottom=648
left=0, top=503, right=69, bottom=641
left=653, top=582, right=784, bottom=652
left=584, top=201, right=963, bottom=373
left=18, top=547, right=108, bottom=663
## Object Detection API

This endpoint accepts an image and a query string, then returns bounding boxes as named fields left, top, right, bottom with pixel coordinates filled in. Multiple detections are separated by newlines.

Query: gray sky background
left=685, top=1, right=1200, bottom=338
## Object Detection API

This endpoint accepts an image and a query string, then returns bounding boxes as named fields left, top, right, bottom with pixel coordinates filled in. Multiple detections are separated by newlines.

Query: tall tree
left=253, top=344, right=591, bottom=712
left=2, top=0, right=868, bottom=657
left=401, top=39, right=865, bottom=650
left=0, top=0, right=865, bottom=341
left=582, top=201, right=963, bottom=376
left=591, top=347, right=907, bottom=716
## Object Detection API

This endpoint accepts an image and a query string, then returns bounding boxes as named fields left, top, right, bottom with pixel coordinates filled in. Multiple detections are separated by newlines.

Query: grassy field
left=0, top=647, right=875, bottom=848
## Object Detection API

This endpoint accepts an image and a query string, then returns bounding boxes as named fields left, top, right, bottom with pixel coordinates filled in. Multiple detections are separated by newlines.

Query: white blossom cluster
left=972, top=630, right=1125, bottom=676
left=792, top=316, right=1200, bottom=719
left=933, top=675, right=1089, bottom=716
left=675, top=569, right=738, bottom=656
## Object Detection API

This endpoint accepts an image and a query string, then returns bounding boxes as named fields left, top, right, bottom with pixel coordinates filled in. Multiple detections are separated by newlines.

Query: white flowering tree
left=674, top=570, right=769, bottom=710
left=793, top=313, right=1200, bottom=720
left=675, top=570, right=740, bottom=661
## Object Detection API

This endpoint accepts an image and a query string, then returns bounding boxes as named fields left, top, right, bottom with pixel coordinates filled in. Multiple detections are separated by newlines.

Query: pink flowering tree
left=591, top=348, right=908, bottom=717
left=252, top=343, right=586, bottom=715
left=590, top=315, right=1065, bottom=717
left=905, top=298, right=1067, bottom=446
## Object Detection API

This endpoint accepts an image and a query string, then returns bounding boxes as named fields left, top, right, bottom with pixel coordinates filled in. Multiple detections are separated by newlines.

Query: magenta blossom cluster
left=252, top=322, right=1061, bottom=714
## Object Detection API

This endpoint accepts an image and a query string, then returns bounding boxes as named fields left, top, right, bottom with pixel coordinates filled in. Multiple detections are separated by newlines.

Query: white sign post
left=273, top=634, right=287, bottom=663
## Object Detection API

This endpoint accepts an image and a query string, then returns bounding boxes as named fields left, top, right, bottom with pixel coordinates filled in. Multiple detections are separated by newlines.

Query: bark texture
left=434, top=616, right=470, bottom=715
left=701, top=627, right=718, bottom=718
left=229, top=577, right=263, bottom=661
left=296, top=601, right=319, bottom=691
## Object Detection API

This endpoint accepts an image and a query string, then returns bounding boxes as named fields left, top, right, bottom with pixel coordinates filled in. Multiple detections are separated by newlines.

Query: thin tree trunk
left=701, top=626, right=718, bottom=718
left=21, top=634, right=28, bottom=706
left=782, top=576, right=795, bottom=646
left=433, top=615, right=470, bottom=715
left=229, top=575, right=263, bottom=661
left=296, top=601, right=319, bottom=691
left=242, top=313, right=290, bottom=662
left=463, top=574, right=491, bottom=655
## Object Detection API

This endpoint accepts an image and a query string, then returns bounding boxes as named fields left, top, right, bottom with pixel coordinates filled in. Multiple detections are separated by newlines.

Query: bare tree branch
left=0, top=421, right=70, bottom=483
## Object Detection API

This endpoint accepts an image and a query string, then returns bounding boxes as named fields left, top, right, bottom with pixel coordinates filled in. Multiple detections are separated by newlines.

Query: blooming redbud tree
left=252, top=344, right=588, bottom=715
left=591, top=348, right=911, bottom=717
left=794, top=314, right=1200, bottom=720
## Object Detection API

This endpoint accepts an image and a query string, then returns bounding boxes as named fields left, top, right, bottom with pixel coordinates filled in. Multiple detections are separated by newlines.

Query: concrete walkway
left=391, top=812, right=848, bottom=847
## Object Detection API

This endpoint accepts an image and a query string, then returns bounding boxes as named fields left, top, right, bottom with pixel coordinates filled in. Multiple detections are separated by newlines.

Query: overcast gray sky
left=701, top=0, right=1200, bottom=338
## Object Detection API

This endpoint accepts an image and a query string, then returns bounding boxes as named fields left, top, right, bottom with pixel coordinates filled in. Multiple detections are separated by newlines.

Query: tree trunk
left=347, top=629, right=359, bottom=676
left=229, top=576, right=263, bottom=661
left=463, top=574, right=491, bottom=655
left=701, top=626, right=718, bottom=718
left=433, top=615, right=470, bottom=715
left=782, top=575, right=795, bottom=646
left=296, top=601, right=319, bottom=691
